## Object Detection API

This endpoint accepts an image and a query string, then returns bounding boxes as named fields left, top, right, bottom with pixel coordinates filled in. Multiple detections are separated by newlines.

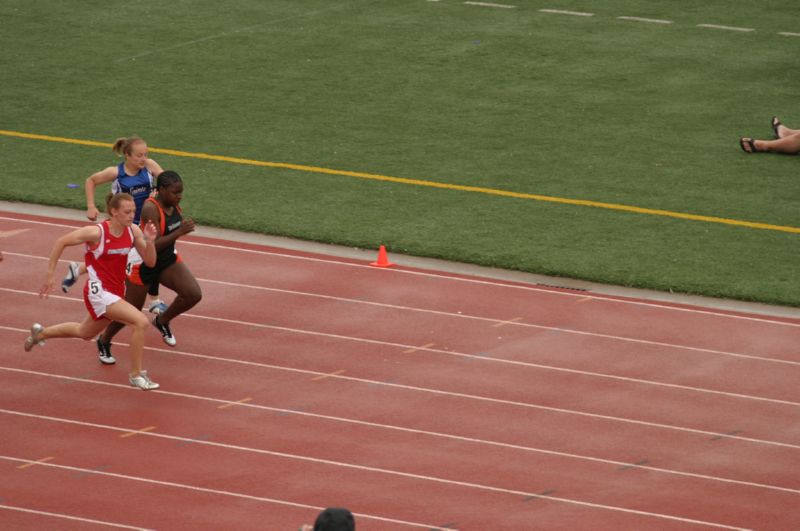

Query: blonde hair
left=105, top=192, right=134, bottom=215
left=112, top=136, right=145, bottom=157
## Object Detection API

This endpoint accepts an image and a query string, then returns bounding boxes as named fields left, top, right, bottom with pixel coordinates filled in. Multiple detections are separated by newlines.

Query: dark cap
left=314, top=507, right=355, bottom=531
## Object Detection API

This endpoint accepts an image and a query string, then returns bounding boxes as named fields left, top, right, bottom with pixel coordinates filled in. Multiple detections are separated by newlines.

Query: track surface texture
left=1, top=209, right=799, bottom=530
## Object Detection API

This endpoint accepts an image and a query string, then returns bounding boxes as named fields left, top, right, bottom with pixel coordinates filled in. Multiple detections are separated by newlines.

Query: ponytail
left=112, top=136, right=145, bottom=157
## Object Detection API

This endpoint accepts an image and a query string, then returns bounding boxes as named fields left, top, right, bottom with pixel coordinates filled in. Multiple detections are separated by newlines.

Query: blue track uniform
left=111, top=163, right=154, bottom=224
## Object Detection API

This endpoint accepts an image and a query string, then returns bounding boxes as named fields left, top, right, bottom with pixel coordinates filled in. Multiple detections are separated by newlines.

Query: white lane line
left=3, top=281, right=797, bottom=369
left=0, top=451, right=754, bottom=527
left=492, top=317, right=523, bottom=328
left=119, top=426, right=157, bottom=439
left=10, top=243, right=800, bottom=333
left=3, top=407, right=799, bottom=496
left=5, top=286, right=800, bottom=408
left=310, top=369, right=346, bottom=381
left=16, top=456, right=54, bottom=469
left=778, top=32, right=800, bottom=37
left=0, top=228, right=31, bottom=238
left=5, top=289, right=800, bottom=412
left=4, top=315, right=800, bottom=412
left=0, top=504, right=151, bottom=530
left=145, top=318, right=800, bottom=407
left=539, top=9, right=594, bottom=17
left=217, top=397, right=253, bottom=409
left=464, top=1, right=516, bottom=8
left=0, top=216, right=82, bottom=229
left=403, top=342, right=436, bottom=354
left=697, top=24, right=755, bottom=32
left=4, top=314, right=799, bottom=418
left=2, top=216, right=799, bottom=327
left=0, top=455, right=439, bottom=529
left=3, top=365, right=799, bottom=451
left=237, top=304, right=798, bottom=367
left=617, top=16, right=673, bottom=25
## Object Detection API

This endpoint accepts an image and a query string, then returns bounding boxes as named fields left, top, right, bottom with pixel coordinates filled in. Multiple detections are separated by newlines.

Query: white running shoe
left=61, top=262, right=80, bottom=293
left=129, top=370, right=160, bottom=390
left=152, top=316, right=177, bottom=347
left=96, top=336, right=116, bottom=365
left=23, top=323, right=45, bottom=352
left=148, top=300, right=168, bottom=315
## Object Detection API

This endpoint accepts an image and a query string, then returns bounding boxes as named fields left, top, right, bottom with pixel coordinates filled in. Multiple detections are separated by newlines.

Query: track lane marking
left=0, top=444, right=756, bottom=528
left=0, top=229, right=31, bottom=238
left=16, top=456, right=54, bottom=469
left=119, top=426, right=157, bottom=438
left=4, top=218, right=798, bottom=327
left=403, top=343, right=436, bottom=354
left=4, top=287, right=800, bottom=411
left=0, top=503, right=152, bottom=530
left=492, top=317, right=522, bottom=328
left=1, top=454, right=441, bottom=529
left=2, top=365, right=799, bottom=454
left=3, top=378, right=799, bottom=495
left=217, top=397, right=253, bottom=409
left=9, top=249, right=800, bottom=372
left=311, top=369, right=346, bottom=381
left=4, top=280, right=798, bottom=373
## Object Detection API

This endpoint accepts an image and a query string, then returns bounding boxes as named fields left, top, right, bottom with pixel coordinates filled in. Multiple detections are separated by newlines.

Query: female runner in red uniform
left=24, top=193, right=161, bottom=390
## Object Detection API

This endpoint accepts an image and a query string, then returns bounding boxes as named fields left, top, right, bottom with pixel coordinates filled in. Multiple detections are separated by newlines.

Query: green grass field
left=1, top=1, right=798, bottom=305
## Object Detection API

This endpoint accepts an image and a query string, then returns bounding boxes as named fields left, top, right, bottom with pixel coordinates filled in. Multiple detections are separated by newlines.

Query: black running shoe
left=153, top=316, right=176, bottom=347
left=96, top=336, right=116, bottom=365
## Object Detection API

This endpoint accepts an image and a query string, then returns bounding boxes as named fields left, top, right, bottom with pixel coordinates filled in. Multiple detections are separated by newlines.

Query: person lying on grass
left=740, top=116, right=800, bottom=155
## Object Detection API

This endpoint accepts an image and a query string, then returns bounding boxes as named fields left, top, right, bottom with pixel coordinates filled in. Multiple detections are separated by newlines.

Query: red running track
left=1, top=210, right=799, bottom=530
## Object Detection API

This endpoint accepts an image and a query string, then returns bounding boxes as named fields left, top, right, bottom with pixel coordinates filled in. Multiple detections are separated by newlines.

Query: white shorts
left=83, top=278, right=123, bottom=321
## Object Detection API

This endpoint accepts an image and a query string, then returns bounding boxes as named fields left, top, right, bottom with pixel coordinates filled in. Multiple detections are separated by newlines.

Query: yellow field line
left=2, top=129, right=798, bottom=234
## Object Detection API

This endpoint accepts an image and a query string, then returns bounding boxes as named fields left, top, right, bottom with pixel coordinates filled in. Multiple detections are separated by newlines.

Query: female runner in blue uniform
left=95, top=171, right=202, bottom=364
left=85, top=136, right=162, bottom=223
left=62, top=136, right=168, bottom=313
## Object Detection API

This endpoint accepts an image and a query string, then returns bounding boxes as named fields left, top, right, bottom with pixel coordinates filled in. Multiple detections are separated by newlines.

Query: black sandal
left=739, top=137, right=758, bottom=153
left=771, top=116, right=782, bottom=139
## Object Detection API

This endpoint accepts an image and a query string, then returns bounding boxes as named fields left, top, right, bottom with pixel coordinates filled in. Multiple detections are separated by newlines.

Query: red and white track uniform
left=83, top=220, right=133, bottom=320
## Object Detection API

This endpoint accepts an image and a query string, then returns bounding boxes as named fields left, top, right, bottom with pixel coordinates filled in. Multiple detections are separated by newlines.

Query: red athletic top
left=84, top=220, right=134, bottom=298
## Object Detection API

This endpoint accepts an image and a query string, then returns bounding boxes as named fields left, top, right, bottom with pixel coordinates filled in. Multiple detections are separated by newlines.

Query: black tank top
left=141, top=197, right=182, bottom=271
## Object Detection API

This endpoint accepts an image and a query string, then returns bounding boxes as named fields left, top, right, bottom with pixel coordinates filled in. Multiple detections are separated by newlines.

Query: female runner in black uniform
left=96, top=170, right=202, bottom=363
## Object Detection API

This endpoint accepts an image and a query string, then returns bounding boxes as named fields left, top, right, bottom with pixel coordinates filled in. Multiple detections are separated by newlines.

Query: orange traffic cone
left=370, top=245, right=395, bottom=268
